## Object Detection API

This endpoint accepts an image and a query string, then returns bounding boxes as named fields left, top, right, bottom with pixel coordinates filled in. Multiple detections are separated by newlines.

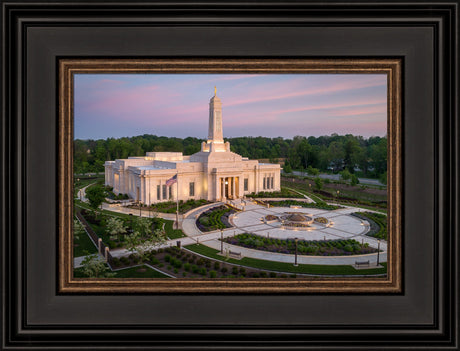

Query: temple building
left=104, top=89, right=281, bottom=204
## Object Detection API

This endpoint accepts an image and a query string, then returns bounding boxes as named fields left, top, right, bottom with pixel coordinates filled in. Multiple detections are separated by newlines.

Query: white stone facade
left=104, top=91, right=281, bottom=205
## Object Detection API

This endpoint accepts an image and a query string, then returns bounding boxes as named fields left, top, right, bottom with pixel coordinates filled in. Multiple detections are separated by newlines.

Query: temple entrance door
left=225, top=178, right=229, bottom=199
left=223, top=177, right=233, bottom=199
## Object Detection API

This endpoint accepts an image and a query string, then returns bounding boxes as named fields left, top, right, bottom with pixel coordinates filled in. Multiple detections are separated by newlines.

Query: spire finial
left=214, top=86, right=217, bottom=96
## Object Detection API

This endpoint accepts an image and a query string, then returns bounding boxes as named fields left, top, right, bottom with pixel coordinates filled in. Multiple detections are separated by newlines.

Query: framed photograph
left=60, top=59, right=401, bottom=293
left=2, top=1, right=458, bottom=350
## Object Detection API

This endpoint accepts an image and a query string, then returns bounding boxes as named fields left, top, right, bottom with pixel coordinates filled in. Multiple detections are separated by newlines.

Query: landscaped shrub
left=252, top=273, right=260, bottom=278
left=199, top=267, right=207, bottom=276
left=164, top=254, right=171, bottom=263
left=209, top=270, right=217, bottom=278
left=184, top=263, right=191, bottom=271
left=221, top=267, right=228, bottom=274
left=260, top=272, right=268, bottom=278
left=223, top=233, right=377, bottom=256
left=267, top=199, right=341, bottom=211
left=111, top=257, right=121, bottom=267
left=213, top=261, right=220, bottom=270
left=351, top=211, right=387, bottom=240
left=196, top=206, right=234, bottom=232
left=172, top=258, right=182, bottom=269
left=269, top=272, right=277, bottom=278
left=232, top=267, right=239, bottom=275
left=191, top=265, right=199, bottom=273
left=150, top=257, right=159, bottom=265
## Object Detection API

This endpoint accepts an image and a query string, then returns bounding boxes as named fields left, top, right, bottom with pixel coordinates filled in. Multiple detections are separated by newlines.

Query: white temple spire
left=208, top=89, right=223, bottom=143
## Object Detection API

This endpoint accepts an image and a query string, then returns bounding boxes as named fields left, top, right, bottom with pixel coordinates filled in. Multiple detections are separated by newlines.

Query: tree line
left=74, top=133, right=387, bottom=181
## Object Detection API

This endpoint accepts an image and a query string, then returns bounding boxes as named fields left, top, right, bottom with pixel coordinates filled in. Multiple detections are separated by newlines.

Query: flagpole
left=175, top=170, right=179, bottom=229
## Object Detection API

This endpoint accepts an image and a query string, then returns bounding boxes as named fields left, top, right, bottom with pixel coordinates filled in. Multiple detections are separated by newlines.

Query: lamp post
left=220, top=230, right=223, bottom=254
left=377, top=239, right=381, bottom=266
left=336, top=190, right=340, bottom=206
left=294, top=237, right=298, bottom=266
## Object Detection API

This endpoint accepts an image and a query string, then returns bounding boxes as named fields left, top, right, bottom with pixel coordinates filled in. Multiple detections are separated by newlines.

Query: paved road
left=289, top=171, right=385, bottom=187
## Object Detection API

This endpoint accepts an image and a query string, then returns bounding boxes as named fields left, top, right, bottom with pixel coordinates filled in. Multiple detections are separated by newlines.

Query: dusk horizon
left=74, top=74, right=387, bottom=140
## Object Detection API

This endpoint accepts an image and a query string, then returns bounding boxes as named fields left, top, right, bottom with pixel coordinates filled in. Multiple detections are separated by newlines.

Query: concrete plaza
left=179, top=201, right=387, bottom=266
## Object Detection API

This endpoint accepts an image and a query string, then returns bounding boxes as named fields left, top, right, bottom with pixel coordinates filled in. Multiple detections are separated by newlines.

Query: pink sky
left=74, top=74, right=387, bottom=140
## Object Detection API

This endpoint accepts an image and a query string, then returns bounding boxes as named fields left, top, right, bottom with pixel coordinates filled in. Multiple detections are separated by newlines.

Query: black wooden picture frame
left=1, top=1, right=458, bottom=350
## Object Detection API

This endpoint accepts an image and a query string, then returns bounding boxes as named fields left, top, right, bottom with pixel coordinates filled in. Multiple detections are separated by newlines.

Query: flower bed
left=351, top=211, right=387, bottom=240
left=267, top=200, right=343, bottom=210
left=314, top=217, right=328, bottom=224
left=248, top=189, right=304, bottom=198
left=196, top=206, right=234, bottom=232
left=223, top=233, right=378, bottom=256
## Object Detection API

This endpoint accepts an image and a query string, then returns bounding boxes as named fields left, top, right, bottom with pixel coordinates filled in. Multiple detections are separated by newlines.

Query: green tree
left=379, top=171, right=388, bottom=185
left=327, top=141, right=345, bottom=172
left=307, top=165, right=319, bottom=176
left=340, top=169, right=351, bottom=181
left=283, top=162, right=292, bottom=174
left=350, top=174, right=359, bottom=186
left=369, top=137, right=387, bottom=175
left=73, top=218, right=86, bottom=242
left=80, top=252, right=115, bottom=278
left=106, top=217, right=127, bottom=242
left=133, top=217, right=153, bottom=237
left=85, top=184, right=106, bottom=218
left=343, top=137, right=361, bottom=173
left=314, top=177, right=323, bottom=190
left=124, top=229, right=167, bottom=263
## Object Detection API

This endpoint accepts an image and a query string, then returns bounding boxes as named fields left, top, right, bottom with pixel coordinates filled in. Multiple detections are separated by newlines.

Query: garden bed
left=196, top=205, right=234, bottom=232
left=266, top=200, right=342, bottom=210
left=109, top=246, right=291, bottom=279
left=351, top=212, right=387, bottom=240
left=223, top=233, right=379, bottom=256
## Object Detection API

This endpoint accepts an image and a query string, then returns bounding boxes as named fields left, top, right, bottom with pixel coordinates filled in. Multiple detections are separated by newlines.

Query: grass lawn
left=185, top=244, right=387, bottom=276
left=75, top=200, right=131, bottom=219
left=279, top=185, right=326, bottom=204
left=74, top=232, right=98, bottom=257
left=74, top=175, right=104, bottom=191
left=280, top=184, right=388, bottom=214
left=74, top=264, right=170, bottom=278
left=164, top=220, right=186, bottom=239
